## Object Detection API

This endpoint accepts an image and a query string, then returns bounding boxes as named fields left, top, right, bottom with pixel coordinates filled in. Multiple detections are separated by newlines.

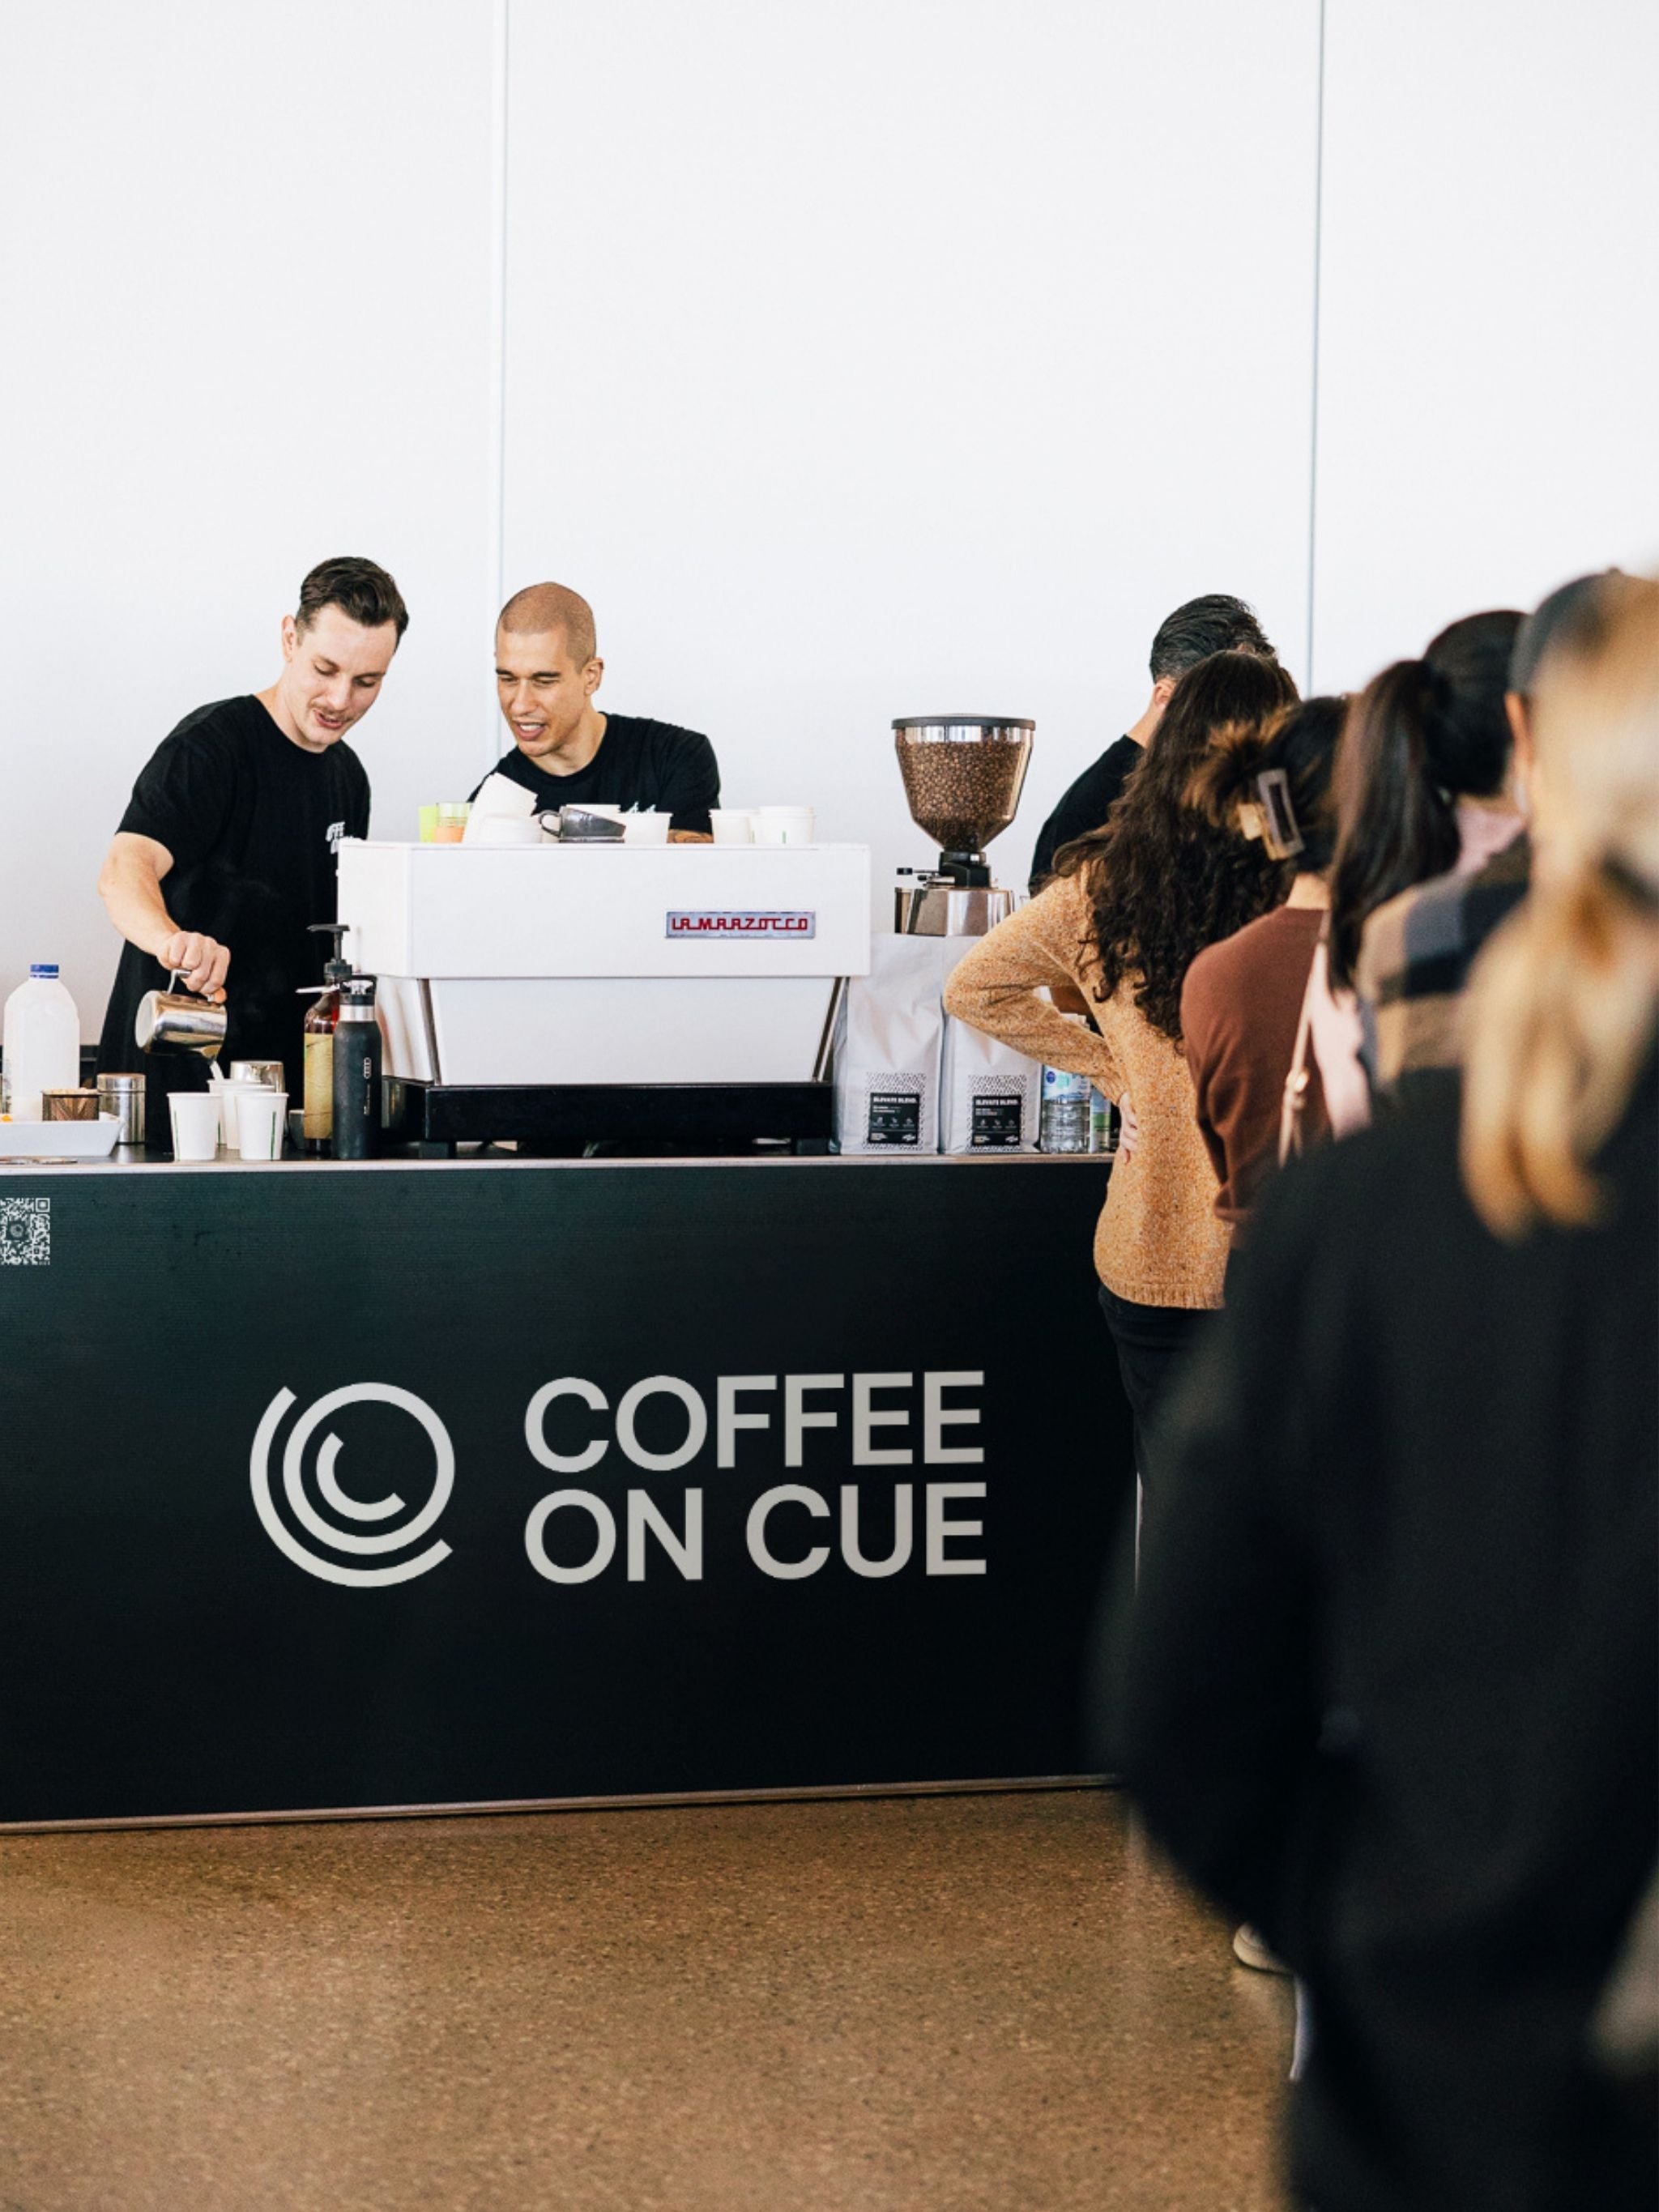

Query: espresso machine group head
left=892, top=715, right=1034, bottom=936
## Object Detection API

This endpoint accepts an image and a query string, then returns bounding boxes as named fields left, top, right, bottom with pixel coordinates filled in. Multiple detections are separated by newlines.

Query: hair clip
left=1256, top=769, right=1304, bottom=861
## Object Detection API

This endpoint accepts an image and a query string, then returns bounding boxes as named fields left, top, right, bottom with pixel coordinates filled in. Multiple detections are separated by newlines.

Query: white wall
left=0, top=0, right=496, bottom=1032
left=501, top=0, right=1320, bottom=900
left=2, top=0, right=1655, bottom=1034
left=1311, top=0, right=1659, bottom=691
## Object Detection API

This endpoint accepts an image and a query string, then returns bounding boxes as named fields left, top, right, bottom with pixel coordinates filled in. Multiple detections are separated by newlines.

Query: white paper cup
left=471, top=772, right=537, bottom=817
left=168, top=1092, right=221, bottom=1162
left=475, top=814, right=544, bottom=847
left=216, top=1080, right=271, bottom=1149
left=753, top=807, right=816, bottom=847
left=237, top=1089, right=288, bottom=1161
left=622, top=812, right=672, bottom=846
left=710, top=810, right=755, bottom=845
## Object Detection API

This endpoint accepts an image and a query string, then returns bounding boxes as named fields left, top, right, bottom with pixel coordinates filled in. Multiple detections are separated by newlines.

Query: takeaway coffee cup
left=168, top=1093, right=221, bottom=1162
left=216, top=1079, right=274, bottom=1149
left=753, top=807, right=816, bottom=847
left=710, top=810, right=755, bottom=845
left=237, top=1089, right=288, bottom=1161
left=622, top=812, right=672, bottom=846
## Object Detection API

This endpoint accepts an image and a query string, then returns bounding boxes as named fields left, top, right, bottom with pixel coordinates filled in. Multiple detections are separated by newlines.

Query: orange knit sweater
left=942, top=874, right=1230, bottom=1310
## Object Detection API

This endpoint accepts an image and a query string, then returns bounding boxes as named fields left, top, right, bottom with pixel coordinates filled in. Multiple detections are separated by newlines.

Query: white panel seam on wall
left=1305, top=0, right=1328, bottom=688
left=487, top=0, right=512, bottom=767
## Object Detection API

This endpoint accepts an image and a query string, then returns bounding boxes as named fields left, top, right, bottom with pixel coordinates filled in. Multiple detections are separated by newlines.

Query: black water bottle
left=331, top=974, right=382, bottom=1160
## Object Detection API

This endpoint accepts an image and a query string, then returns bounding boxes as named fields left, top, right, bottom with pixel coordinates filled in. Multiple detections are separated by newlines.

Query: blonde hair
left=1462, top=574, right=1659, bottom=1235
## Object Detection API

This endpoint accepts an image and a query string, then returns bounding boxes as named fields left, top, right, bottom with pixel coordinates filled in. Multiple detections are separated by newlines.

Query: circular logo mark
left=250, top=1383, right=454, bottom=1588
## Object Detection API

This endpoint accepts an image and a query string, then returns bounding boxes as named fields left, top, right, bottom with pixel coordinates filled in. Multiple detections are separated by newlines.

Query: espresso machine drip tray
left=384, top=1079, right=834, bottom=1157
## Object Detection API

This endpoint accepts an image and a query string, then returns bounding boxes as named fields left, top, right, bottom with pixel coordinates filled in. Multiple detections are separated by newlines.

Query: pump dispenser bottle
left=302, top=923, right=353, bottom=1156
left=331, top=974, right=382, bottom=1161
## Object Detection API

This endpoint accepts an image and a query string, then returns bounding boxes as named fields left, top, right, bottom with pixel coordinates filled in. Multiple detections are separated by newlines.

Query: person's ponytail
left=1327, top=609, right=1522, bottom=991
left=1326, top=659, right=1461, bottom=987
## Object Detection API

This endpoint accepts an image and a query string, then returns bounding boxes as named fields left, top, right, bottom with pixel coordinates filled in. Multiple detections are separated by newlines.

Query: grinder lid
left=892, top=716, right=1034, bottom=732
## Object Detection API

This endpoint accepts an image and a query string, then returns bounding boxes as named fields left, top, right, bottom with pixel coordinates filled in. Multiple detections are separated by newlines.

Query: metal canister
left=96, top=1072, right=147, bottom=1145
left=229, top=1059, right=285, bottom=1089
left=41, top=1088, right=100, bottom=1122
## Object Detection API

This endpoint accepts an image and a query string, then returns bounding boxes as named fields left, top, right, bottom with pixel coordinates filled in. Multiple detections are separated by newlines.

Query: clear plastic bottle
left=2, top=965, right=80, bottom=1119
left=1039, top=1064, right=1091, bottom=1153
left=1089, top=1086, right=1120, bottom=1153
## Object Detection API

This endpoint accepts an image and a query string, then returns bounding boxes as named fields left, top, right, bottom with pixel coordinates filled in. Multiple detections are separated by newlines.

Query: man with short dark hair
left=480, top=582, right=719, bottom=839
left=1028, top=594, right=1276, bottom=889
left=96, top=556, right=407, bottom=1096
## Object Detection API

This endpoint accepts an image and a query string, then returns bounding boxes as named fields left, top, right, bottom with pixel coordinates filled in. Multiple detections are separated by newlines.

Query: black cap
left=308, top=921, right=353, bottom=985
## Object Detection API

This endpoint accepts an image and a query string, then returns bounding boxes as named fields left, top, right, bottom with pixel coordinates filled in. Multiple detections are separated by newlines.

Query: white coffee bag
left=834, top=936, right=958, bottom=1153
left=938, top=1008, right=1043, bottom=1153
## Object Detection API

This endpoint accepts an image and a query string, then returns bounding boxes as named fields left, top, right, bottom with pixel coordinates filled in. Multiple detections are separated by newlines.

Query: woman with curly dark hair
left=945, top=650, right=1299, bottom=1485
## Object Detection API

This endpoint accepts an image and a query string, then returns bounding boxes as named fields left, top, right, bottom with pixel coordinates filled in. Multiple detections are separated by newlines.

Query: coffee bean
left=895, top=727, right=1033, bottom=852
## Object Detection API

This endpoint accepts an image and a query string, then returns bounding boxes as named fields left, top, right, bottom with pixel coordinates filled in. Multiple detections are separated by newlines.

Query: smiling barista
left=479, top=582, right=719, bottom=839
left=96, top=556, right=407, bottom=1108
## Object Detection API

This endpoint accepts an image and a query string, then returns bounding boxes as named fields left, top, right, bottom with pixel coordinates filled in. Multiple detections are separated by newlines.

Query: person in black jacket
left=1117, top=573, right=1659, bottom=2211
left=1027, top=593, right=1277, bottom=888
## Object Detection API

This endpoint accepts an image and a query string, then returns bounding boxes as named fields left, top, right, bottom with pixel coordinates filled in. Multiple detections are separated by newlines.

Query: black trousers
left=1098, top=1285, right=1218, bottom=1494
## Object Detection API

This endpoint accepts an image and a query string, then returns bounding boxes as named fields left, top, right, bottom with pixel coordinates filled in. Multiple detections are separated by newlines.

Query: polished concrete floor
left=0, top=1789, right=1292, bottom=2211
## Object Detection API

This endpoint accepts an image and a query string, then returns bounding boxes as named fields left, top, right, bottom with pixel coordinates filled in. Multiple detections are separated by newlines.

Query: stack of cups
left=235, top=1088, right=288, bottom=1161
left=225, top=1061, right=287, bottom=1160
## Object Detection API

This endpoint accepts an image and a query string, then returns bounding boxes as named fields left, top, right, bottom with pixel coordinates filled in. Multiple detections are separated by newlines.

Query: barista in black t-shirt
left=480, top=581, right=719, bottom=834
left=96, top=557, right=407, bottom=1101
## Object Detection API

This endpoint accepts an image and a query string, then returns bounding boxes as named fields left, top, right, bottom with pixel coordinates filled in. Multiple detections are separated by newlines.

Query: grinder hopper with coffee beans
left=892, top=716, right=1034, bottom=936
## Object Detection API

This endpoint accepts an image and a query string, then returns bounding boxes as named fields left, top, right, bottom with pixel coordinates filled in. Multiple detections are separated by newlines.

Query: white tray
left=0, top=1118, right=122, bottom=1160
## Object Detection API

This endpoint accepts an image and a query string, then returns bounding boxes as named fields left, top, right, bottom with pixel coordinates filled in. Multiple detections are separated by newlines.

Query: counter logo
left=250, top=1383, right=454, bottom=1588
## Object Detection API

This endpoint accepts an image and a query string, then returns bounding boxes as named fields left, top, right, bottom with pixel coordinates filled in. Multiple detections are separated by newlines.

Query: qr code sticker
left=0, top=1197, right=49, bottom=1266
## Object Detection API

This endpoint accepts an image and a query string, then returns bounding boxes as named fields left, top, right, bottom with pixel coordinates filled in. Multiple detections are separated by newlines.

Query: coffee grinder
left=892, top=716, right=1034, bottom=936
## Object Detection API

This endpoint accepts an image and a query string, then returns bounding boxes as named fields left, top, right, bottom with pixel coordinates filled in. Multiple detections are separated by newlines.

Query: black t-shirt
left=476, top=714, right=719, bottom=833
left=1028, top=735, right=1143, bottom=889
left=98, top=695, right=369, bottom=1096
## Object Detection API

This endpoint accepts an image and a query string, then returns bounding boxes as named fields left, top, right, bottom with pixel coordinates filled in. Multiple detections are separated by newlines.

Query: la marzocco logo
left=251, top=1383, right=454, bottom=1588
left=665, top=910, right=817, bottom=938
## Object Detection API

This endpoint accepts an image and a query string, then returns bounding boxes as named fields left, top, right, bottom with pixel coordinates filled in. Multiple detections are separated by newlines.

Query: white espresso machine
left=336, top=838, right=871, bottom=1151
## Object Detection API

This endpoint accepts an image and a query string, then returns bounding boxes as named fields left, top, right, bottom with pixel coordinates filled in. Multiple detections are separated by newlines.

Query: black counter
left=0, top=1153, right=1132, bottom=1827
